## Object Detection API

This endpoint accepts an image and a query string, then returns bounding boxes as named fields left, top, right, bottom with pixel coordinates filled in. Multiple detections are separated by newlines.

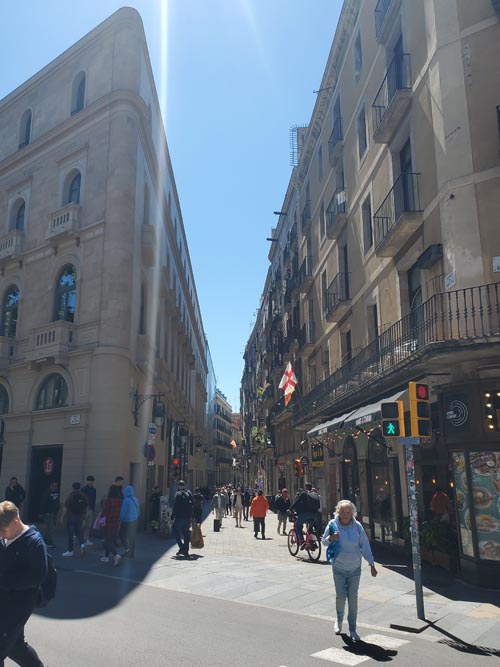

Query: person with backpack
left=322, top=499, right=377, bottom=642
left=242, top=488, right=251, bottom=521
left=5, top=477, right=26, bottom=510
left=290, top=482, right=320, bottom=549
left=119, top=486, right=140, bottom=559
left=172, top=480, right=193, bottom=557
left=0, top=500, right=48, bottom=666
left=62, top=482, right=88, bottom=557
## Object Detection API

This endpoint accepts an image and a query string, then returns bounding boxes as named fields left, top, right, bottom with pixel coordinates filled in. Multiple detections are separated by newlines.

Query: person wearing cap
left=275, top=488, right=291, bottom=535
left=81, top=475, right=96, bottom=546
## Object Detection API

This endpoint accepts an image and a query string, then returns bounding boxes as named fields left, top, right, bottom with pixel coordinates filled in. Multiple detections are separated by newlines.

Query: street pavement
left=23, top=508, right=500, bottom=666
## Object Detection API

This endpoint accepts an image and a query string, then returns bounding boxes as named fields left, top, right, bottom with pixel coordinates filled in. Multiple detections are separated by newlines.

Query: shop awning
left=343, top=390, right=406, bottom=428
left=307, top=410, right=357, bottom=437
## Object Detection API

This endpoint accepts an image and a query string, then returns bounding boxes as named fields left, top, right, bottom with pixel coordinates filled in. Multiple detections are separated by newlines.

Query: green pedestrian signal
left=381, top=401, right=405, bottom=438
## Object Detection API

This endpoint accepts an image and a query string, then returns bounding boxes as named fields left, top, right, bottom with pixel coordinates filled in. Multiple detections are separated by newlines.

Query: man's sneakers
left=350, top=630, right=361, bottom=642
left=80, top=543, right=86, bottom=555
left=334, top=620, right=342, bottom=635
left=62, top=550, right=73, bottom=557
left=113, top=554, right=122, bottom=567
left=100, top=556, right=110, bottom=563
left=84, top=539, right=94, bottom=547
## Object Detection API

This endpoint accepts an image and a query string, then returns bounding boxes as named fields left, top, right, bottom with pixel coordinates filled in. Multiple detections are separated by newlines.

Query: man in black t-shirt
left=171, top=481, right=193, bottom=558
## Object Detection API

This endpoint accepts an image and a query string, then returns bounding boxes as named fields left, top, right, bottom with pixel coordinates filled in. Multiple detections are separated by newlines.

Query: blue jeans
left=295, top=512, right=317, bottom=543
left=66, top=518, right=84, bottom=552
left=332, top=565, right=361, bottom=632
left=173, top=517, right=190, bottom=554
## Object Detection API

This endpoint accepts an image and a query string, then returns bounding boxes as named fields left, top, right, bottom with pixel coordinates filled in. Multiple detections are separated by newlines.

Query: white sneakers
left=80, top=543, right=86, bottom=554
left=62, top=550, right=73, bottom=557
left=334, top=620, right=342, bottom=635
left=84, top=539, right=94, bottom=547
left=113, top=554, right=121, bottom=567
left=100, top=556, right=110, bottom=563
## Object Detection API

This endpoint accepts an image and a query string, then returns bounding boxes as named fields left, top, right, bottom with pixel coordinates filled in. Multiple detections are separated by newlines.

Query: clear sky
left=0, top=0, right=342, bottom=412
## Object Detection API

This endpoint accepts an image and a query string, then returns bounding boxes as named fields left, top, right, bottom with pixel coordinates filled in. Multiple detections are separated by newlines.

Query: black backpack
left=176, top=490, right=193, bottom=516
left=36, top=551, right=57, bottom=608
left=306, top=492, right=320, bottom=513
left=69, top=492, right=87, bottom=515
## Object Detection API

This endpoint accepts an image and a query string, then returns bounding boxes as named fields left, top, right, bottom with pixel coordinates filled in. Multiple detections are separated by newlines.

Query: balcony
left=372, top=53, right=412, bottom=143
left=294, top=281, right=500, bottom=427
left=326, top=188, right=348, bottom=240
left=299, top=255, right=313, bottom=293
left=374, top=173, right=423, bottom=256
left=0, top=337, right=15, bottom=368
left=47, top=203, right=81, bottom=244
left=31, top=321, right=75, bottom=362
left=301, top=200, right=311, bottom=236
left=328, top=116, right=343, bottom=166
left=375, top=0, right=401, bottom=43
left=141, top=223, right=157, bottom=267
left=0, top=230, right=24, bottom=264
left=299, top=321, right=315, bottom=354
left=324, top=272, right=351, bottom=322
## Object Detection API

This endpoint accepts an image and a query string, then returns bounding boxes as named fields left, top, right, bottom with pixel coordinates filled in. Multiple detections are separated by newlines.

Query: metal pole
left=401, top=436, right=425, bottom=621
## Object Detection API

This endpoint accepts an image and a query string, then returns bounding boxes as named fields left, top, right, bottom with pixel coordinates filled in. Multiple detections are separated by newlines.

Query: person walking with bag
left=172, top=481, right=193, bottom=557
left=275, top=488, right=291, bottom=535
left=119, top=486, right=140, bottom=559
left=100, top=485, right=123, bottom=566
left=250, top=490, right=269, bottom=539
left=322, top=499, right=377, bottom=642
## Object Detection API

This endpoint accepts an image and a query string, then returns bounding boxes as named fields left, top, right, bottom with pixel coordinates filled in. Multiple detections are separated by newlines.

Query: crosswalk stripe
left=361, top=633, right=410, bottom=649
left=311, top=648, right=371, bottom=665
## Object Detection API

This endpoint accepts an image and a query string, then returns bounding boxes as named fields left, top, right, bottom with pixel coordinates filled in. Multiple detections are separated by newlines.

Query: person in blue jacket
left=0, top=500, right=47, bottom=666
left=322, top=499, right=377, bottom=642
left=119, top=486, right=140, bottom=559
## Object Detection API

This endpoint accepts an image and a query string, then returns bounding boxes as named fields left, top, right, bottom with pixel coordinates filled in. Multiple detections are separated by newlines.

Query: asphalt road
left=19, top=569, right=498, bottom=667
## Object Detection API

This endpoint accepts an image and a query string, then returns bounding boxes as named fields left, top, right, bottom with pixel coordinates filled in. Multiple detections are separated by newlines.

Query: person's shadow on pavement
left=341, top=635, right=397, bottom=662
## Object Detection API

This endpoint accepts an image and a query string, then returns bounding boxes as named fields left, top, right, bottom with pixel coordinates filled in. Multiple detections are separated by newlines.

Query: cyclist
left=290, top=482, right=320, bottom=549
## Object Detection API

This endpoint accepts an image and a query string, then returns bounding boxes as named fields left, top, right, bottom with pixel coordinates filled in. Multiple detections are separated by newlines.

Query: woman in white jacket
left=322, top=499, right=377, bottom=641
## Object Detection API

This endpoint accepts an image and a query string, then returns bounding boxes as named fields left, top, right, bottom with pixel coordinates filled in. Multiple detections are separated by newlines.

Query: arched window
left=14, top=201, right=25, bottom=231
left=53, top=265, right=77, bottom=322
left=66, top=172, right=81, bottom=205
left=71, top=72, right=86, bottom=115
left=0, top=385, right=9, bottom=415
left=139, top=283, right=146, bottom=334
left=35, top=373, right=68, bottom=410
left=1, top=286, right=20, bottom=338
left=19, top=109, right=32, bottom=148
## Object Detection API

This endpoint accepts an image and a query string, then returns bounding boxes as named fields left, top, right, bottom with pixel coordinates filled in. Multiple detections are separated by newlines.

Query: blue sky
left=0, top=1, right=341, bottom=411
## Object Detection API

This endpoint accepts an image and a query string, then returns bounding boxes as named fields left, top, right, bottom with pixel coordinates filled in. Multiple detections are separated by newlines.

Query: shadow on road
left=341, top=634, right=397, bottom=662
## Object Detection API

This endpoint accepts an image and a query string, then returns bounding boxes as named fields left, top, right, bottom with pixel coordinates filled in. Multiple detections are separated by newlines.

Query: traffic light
left=172, top=457, right=180, bottom=478
left=409, top=382, right=431, bottom=437
left=294, top=458, right=304, bottom=478
left=381, top=401, right=405, bottom=437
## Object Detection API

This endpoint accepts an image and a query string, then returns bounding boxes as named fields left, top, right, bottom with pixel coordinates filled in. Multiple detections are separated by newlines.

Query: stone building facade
left=0, top=8, right=212, bottom=519
left=242, top=0, right=500, bottom=587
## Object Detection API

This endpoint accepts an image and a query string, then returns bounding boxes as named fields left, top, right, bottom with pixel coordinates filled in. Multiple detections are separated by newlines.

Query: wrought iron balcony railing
left=328, top=116, right=343, bottom=165
left=294, top=282, right=500, bottom=426
left=326, top=188, right=347, bottom=239
left=373, top=172, right=422, bottom=251
left=299, top=321, right=315, bottom=351
left=324, top=272, right=351, bottom=319
left=299, top=255, right=313, bottom=288
left=372, top=53, right=411, bottom=134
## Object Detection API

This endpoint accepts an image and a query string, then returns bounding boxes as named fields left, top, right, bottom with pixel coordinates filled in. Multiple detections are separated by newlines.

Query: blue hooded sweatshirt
left=120, top=486, right=140, bottom=523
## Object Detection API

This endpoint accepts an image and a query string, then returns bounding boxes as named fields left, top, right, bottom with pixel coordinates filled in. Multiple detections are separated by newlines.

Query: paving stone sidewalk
left=52, top=509, right=500, bottom=650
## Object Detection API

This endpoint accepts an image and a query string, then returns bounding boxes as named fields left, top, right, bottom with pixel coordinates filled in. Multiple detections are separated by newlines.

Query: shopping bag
left=191, top=523, right=204, bottom=548
left=92, top=512, right=106, bottom=530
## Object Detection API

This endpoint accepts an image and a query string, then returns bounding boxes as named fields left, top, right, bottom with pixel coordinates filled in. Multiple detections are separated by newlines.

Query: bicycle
left=287, top=512, right=322, bottom=562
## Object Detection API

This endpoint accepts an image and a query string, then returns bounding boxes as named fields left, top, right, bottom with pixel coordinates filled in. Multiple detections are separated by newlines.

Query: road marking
left=311, top=648, right=371, bottom=665
left=362, top=633, right=410, bottom=649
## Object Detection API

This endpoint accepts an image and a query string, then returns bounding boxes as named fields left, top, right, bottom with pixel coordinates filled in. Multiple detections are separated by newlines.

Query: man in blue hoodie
left=119, top=485, right=140, bottom=559
left=0, top=500, right=47, bottom=667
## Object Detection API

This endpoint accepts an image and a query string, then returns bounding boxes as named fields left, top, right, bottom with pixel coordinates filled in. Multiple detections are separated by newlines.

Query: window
left=362, top=196, right=373, bottom=252
left=357, top=106, right=367, bottom=159
left=321, top=270, right=327, bottom=315
left=35, top=373, right=68, bottom=410
left=139, top=284, right=146, bottom=334
left=54, top=265, right=77, bottom=322
left=318, top=145, right=323, bottom=182
left=1, top=286, right=19, bottom=338
left=0, top=385, right=9, bottom=415
left=320, top=201, right=326, bottom=241
left=66, top=172, right=81, bottom=205
left=12, top=200, right=25, bottom=231
left=367, top=303, right=379, bottom=343
left=143, top=183, right=150, bottom=225
left=19, top=110, right=31, bottom=148
left=343, top=330, right=353, bottom=363
left=354, top=31, right=363, bottom=82
left=71, top=72, right=86, bottom=115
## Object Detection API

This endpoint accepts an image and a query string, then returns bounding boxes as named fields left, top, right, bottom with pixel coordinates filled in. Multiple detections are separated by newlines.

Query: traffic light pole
left=400, top=436, right=425, bottom=621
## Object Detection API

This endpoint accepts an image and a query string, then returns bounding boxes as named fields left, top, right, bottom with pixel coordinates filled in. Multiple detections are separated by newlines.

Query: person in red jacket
left=250, top=490, right=269, bottom=540
left=100, top=485, right=123, bottom=566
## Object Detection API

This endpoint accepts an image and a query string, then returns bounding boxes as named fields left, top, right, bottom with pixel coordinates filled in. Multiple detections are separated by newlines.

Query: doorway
left=27, top=445, right=63, bottom=522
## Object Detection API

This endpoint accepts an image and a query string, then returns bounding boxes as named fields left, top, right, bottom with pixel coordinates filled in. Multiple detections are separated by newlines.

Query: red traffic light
left=172, top=458, right=180, bottom=466
left=416, top=383, right=429, bottom=400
